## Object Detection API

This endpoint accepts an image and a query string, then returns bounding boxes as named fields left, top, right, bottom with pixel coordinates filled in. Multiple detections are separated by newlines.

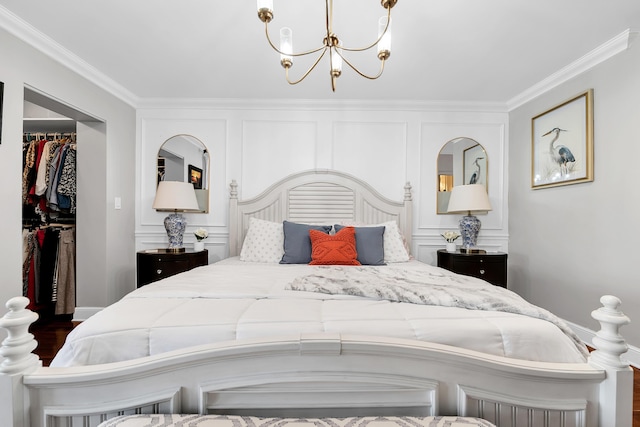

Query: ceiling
left=1, top=0, right=639, bottom=106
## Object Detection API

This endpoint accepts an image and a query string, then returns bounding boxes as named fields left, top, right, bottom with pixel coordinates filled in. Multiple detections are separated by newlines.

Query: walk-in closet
left=22, top=93, right=77, bottom=320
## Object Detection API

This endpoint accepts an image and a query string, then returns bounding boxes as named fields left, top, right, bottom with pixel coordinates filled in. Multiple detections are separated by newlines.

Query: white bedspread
left=51, top=258, right=587, bottom=366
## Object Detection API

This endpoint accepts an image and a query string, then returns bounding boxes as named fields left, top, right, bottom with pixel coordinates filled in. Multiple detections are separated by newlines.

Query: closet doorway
left=22, top=86, right=105, bottom=323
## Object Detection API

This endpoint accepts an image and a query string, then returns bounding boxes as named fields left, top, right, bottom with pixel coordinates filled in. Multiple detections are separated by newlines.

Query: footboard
left=0, top=296, right=633, bottom=427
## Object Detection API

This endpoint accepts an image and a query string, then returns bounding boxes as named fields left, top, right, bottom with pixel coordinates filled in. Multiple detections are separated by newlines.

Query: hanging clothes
left=55, top=228, right=75, bottom=315
left=57, top=145, right=77, bottom=214
left=21, top=132, right=77, bottom=317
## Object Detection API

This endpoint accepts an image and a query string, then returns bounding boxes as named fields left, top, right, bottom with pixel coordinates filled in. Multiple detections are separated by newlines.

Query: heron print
left=531, top=90, right=593, bottom=188
left=542, top=127, right=575, bottom=177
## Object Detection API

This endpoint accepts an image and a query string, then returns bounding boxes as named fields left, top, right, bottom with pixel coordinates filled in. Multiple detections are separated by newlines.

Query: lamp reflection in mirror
left=153, top=181, right=200, bottom=252
left=447, top=184, right=492, bottom=252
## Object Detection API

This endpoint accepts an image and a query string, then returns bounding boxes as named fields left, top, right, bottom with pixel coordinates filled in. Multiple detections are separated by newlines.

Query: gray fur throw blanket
left=286, top=266, right=588, bottom=358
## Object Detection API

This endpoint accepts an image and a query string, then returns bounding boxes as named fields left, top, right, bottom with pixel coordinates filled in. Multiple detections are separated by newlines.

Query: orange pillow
left=309, top=227, right=361, bottom=266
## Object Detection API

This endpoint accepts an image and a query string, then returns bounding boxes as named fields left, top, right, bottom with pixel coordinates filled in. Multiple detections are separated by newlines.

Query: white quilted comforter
left=51, top=258, right=587, bottom=367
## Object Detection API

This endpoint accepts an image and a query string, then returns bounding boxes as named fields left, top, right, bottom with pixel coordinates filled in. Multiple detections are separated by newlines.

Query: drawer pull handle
left=156, top=269, right=163, bottom=275
left=479, top=269, right=485, bottom=275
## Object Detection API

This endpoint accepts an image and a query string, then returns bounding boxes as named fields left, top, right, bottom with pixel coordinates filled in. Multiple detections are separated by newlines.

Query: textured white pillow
left=378, top=220, right=410, bottom=263
left=337, top=220, right=410, bottom=263
left=239, top=218, right=284, bottom=263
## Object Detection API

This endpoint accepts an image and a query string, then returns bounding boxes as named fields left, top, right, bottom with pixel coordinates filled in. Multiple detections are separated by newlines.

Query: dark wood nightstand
left=437, top=249, right=508, bottom=288
left=136, top=249, right=208, bottom=287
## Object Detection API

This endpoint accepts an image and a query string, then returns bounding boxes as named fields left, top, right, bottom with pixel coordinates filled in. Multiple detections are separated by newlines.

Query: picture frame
left=188, top=164, right=203, bottom=189
left=0, top=81, right=4, bottom=145
left=463, top=144, right=487, bottom=188
left=531, top=89, right=594, bottom=189
left=157, top=157, right=166, bottom=185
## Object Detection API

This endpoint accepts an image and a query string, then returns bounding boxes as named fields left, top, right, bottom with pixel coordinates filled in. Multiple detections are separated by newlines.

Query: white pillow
left=338, top=220, right=410, bottom=263
left=239, top=218, right=284, bottom=263
left=378, top=220, right=411, bottom=263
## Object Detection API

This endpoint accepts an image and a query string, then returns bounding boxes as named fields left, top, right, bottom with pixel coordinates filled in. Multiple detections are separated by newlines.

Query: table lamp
left=153, top=181, right=200, bottom=252
left=447, top=184, right=492, bottom=254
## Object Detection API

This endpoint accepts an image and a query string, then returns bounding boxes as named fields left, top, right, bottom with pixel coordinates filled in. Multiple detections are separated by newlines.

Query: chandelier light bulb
left=280, top=27, right=293, bottom=68
left=257, top=0, right=273, bottom=22
left=377, top=16, right=392, bottom=60
left=331, top=49, right=342, bottom=74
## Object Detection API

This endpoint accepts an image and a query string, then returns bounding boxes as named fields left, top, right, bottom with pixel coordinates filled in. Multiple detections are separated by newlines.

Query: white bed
left=50, top=257, right=587, bottom=367
left=0, top=170, right=634, bottom=427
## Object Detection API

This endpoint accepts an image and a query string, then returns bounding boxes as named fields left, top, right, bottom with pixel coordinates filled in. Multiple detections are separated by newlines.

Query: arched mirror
left=157, top=134, right=209, bottom=213
left=436, top=137, right=487, bottom=214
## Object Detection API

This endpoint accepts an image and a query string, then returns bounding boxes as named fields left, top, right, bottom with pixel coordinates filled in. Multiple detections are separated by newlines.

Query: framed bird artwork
left=0, top=81, right=3, bottom=145
left=531, top=89, right=594, bottom=189
left=463, top=143, right=487, bottom=188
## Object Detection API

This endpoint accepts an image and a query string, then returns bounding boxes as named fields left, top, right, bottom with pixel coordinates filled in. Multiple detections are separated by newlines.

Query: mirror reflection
left=157, top=134, right=209, bottom=213
left=436, top=137, right=487, bottom=214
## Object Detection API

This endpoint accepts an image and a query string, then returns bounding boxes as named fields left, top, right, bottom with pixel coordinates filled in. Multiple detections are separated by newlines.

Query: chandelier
left=256, top=0, right=398, bottom=92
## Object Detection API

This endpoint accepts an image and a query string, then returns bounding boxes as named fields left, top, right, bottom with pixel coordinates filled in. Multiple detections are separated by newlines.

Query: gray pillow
left=334, top=225, right=386, bottom=265
left=280, top=221, right=332, bottom=264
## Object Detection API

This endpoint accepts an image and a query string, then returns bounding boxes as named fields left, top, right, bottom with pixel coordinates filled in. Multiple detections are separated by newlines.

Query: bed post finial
left=590, top=295, right=633, bottom=427
left=404, top=182, right=412, bottom=201
left=0, top=296, right=41, bottom=375
left=0, top=297, right=40, bottom=427
left=230, top=180, right=238, bottom=199
left=229, top=180, right=239, bottom=256
left=590, top=295, right=630, bottom=370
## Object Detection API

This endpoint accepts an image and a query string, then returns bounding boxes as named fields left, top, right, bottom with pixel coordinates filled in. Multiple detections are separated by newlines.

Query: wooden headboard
left=229, top=169, right=412, bottom=257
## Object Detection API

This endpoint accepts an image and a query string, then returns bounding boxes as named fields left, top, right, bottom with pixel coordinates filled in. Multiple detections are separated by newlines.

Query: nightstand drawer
left=137, top=249, right=208, bottom=287
left=150, top=259, right=191, bottom=280
left=437, top=250, right=508, bottom=288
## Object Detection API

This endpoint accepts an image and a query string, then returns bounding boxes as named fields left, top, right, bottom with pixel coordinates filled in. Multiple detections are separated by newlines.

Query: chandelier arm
left=336, top=50, right=386, bottom=80
left=339, top=7, right=392, bottom=52
left=284, top=48, right=329, bottom=85
left=264, top=22, right=326, bottom=57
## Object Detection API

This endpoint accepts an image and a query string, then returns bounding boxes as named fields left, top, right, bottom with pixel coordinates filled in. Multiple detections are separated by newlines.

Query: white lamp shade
left=447, top=184, right=492, bottom=213
left=153, top=181, right=200, bottom=211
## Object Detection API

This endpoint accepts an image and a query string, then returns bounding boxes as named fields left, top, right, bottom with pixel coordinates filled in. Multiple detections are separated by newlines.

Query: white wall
left=508, top=37, right=640, bottom=346
left=0, top=28, right=137, bottom=319
left=135, top=103, right=509, bottom=269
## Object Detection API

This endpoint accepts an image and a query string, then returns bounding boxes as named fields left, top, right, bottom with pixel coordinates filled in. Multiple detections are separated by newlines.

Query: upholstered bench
left=98, top=414, right=496, bottom=427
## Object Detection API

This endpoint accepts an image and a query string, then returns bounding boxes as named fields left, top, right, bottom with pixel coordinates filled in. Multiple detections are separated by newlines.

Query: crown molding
left=136, top=97, right=509, bottom=113
left=0, top=5, right=139, bottom=107
left=507, top=28, right=638, bottom=111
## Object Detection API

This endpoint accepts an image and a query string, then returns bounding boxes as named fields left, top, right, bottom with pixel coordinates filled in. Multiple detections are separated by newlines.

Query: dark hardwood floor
left=29, top=318, right=640, bottom=426
left=30, top=316, right=76, bottom=367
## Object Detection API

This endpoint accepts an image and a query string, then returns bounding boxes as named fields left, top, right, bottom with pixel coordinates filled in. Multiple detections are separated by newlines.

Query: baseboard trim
left=73, top=307, right=102, bottom=322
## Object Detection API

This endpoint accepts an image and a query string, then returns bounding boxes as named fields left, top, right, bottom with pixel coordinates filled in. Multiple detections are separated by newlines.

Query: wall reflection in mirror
left=436, top=137, right=487, bottom=214
left=157, top=134, right=209, bottom=213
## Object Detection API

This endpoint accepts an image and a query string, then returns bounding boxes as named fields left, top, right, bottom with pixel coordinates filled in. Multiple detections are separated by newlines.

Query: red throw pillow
left=309, top=227, right=361, bottom=265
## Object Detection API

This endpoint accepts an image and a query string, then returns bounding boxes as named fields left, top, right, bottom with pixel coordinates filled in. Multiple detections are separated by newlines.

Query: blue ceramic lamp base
left=164, top=212, right=187, bottom=252
left=459, top=214, right=483, bottom=253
